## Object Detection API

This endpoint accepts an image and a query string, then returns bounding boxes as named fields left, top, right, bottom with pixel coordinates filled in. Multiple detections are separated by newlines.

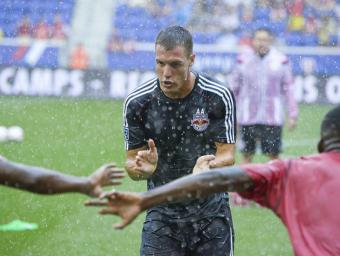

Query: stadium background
left=0, top=0, right=338, bottom=255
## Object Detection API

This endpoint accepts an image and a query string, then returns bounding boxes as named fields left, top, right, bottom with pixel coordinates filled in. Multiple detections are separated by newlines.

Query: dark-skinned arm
left=86, top=166, right=253, bottom=229
left=140, top=166, right=251, bottom=209
left=0, top=156, right=124, bottom=196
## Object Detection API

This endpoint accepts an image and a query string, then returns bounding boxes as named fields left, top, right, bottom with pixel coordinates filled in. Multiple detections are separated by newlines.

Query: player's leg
left=260, top=125, right=282, bottom=160
left=140, top=219, right=186, bottom=256
left=240, top=125, right=257, bottom=163
left=192, top=216, right=234, bottom=256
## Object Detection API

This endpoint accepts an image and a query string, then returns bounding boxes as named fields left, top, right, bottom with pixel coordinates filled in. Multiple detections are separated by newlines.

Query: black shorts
left=140, top=217, right=234, bottom=256
left=240, top=125, right=282, bottom=156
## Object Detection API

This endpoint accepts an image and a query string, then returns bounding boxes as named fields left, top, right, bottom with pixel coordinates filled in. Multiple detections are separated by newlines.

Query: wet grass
left=0, top=96, right=334, bottom=256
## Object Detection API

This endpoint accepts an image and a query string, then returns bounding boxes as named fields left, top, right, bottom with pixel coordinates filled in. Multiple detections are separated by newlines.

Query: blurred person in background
left=69, top=43, right=89, bottom=70
left=16, top=16, right=32, bottom=38
left=32, top=18, right=49, bottom=40
left=230, top=27, right=298, bottom=164
left=50, top=13, right=68, bottom=40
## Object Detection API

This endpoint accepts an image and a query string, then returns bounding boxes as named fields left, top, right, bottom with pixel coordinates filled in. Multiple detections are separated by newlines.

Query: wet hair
left=155, top=26, right=193, bottom=57
left=321, top=105, right=340, bottom=136
left=253, top=27, right=273, bottom=38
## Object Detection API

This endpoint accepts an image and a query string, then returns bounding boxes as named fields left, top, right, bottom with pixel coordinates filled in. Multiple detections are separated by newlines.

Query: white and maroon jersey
left=230, top=47, right=298, bottom=126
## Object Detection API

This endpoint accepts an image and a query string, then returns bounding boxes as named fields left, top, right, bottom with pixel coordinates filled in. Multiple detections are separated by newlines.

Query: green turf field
left=0, top=96, right=334, bottom=256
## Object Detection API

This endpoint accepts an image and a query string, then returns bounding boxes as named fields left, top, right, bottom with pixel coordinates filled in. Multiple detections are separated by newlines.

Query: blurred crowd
left=110, top=0, right=339, bottom=48
left=15, top=14, right=68, bottom=41
left=0, top=0, right=338, bottom=48
left=0, top=0, right=72, bottom=42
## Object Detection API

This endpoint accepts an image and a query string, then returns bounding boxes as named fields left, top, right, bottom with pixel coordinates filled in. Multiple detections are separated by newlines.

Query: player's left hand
left=88, top=163, right=125, bottom=197
left=85, top=190, right=143, bottom=229
left=193, top=155, right=215, bottom=174
left=288, top=118, right=297, bottom=131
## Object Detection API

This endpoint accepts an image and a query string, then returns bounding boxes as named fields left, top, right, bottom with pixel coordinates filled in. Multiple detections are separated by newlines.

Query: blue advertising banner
left=0, top=66, right=339, bottom=104
left=0, top=44, right=338, bottom=76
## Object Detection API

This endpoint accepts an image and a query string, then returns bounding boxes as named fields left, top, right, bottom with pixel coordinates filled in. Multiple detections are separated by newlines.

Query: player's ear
left=189, top=53, right=195, bottom=66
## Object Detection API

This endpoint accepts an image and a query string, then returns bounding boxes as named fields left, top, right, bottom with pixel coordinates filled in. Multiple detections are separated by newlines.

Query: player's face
left=155, top=44, right=195, bottom=98
left=252, top=31, right=272, bottom=56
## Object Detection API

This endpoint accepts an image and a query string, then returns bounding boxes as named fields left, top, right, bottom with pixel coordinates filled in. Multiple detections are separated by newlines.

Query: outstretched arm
left=0, top=156, right=124, bottom=196
left=86, top=166, right=253, bottom=229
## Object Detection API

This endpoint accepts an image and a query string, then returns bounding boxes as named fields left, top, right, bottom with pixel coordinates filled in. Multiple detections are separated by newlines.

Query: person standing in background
left=230, top=27, right=298, bottom=163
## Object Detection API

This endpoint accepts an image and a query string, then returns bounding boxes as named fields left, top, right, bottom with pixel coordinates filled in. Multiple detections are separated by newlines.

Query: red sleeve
left=239, top=160, right=288, bottom=210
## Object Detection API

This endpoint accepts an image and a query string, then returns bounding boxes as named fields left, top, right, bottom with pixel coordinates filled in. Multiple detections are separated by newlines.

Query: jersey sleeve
left=211, top=88, right=236, bottom=144
left=123, top=99, right=147, bottom=150
left=239, top=160, right=288, bottom=210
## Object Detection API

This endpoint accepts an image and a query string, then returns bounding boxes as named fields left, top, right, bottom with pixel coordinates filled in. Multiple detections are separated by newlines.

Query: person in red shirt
left=87, top=105, right=340, bottom=256
left=32, top=19, right=49, bottom=40
left=16, top=16, right=32, bottom=38
left=50, top=14, right=67, bottom=40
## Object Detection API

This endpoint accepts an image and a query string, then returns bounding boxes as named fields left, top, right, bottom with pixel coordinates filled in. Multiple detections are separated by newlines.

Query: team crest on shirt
left=191, top=108, right=210, bottom=132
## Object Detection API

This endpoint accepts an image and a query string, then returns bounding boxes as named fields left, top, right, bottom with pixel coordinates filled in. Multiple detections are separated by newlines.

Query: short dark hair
left=155, top=26, right=193, bottom=57
left=321, top=105, right=340, bottom=136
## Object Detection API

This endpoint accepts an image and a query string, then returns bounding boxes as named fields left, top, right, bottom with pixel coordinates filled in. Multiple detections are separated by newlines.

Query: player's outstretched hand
left=85, top=190, right=143, bottom=229
left=193, top=155, right=215, bottom=174
left=135, top=139, right=158, bottom=176
left=87, top=163, right=125, bottom=197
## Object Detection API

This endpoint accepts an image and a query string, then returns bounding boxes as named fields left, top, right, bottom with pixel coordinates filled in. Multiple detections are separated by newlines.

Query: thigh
left=260, top=125, right=282, bottom=155
left=240, top=125, right=257, bottom=154
left=140, top=220, right=186, bottom=256
left=193, top=217, right=234, bottom=256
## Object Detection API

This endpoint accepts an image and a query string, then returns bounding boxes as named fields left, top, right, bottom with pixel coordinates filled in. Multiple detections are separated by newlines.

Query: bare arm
left=0, top=156, right=124, bottom=196
left=209, top=142, right=235, bottom=168
left=86, top=166, right=253, bottom=229
left=140, top=166, right=251, bottom=209
left=125, top=139, right=158, bottom=181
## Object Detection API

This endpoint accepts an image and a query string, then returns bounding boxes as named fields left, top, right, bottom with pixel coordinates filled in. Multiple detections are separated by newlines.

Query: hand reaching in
left=85, top=190, right=143, bottom=229
left=87, top=163, right=125, bottom=197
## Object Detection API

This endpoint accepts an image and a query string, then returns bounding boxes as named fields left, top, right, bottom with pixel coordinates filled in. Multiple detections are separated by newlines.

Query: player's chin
left=160, top=82, right=174, bottom=90
left=160, top=86, right=176, bottom=94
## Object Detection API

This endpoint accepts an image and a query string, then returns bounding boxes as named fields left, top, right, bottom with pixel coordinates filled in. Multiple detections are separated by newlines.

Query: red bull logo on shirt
left=191, top=108, right=210, bottom=132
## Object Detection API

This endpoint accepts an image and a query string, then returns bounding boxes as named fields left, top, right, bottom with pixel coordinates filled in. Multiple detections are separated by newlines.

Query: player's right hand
left=135, top=139, right=158, bottom=176
left=85, top=190, right=143, bottom=229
